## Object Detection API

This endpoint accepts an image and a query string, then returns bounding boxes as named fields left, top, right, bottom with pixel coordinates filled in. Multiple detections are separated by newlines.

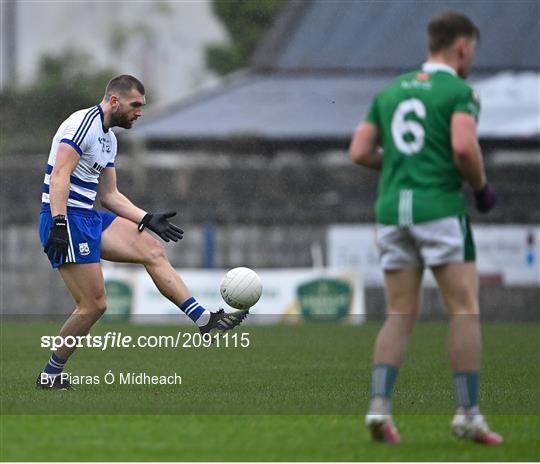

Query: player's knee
left=76, top=294, right=107, bottom=317
left=386, top=310, right=418, bottom=330
left=144, top=236, right=167, bottom=266
left=94, top=295, right=107, bottom=315
left=448, top=304, right=479, bottom=315
left=445, top=293, right=479, bottom=315
left=387, top=306, right=421, bottom=319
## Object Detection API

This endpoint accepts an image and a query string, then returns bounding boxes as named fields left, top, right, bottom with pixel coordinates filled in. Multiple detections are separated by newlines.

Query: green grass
left=1, top=321, right=539, bottom=461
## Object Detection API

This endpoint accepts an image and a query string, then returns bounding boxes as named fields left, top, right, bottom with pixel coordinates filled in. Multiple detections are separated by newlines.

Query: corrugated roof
left=131, top=0, right=540, bottom=146
left=132, top=72, right=540, bottom=144
left=133, top=74, right=392, bottom=143
left=254, top=0, right=540, bottom=72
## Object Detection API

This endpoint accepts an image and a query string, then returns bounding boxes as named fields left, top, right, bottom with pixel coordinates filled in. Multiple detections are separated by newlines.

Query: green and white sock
left=368, top=364, right=398, bottom=414
left=453, top=371, right=479, bottom=410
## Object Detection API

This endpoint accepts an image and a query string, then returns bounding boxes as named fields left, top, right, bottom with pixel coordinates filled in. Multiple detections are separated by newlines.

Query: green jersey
left=366, top=63, right=480, bottom=225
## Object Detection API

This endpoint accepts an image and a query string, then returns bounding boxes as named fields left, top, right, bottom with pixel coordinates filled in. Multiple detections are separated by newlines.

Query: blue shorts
left=39, top=204, right=117, bottom=269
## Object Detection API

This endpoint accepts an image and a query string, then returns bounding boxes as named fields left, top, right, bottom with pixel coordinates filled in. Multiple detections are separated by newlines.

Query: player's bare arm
left=44, top=144, right=81, bottom=263
left=451, top=112, right=496, bottom=212
left=97, top=167, right=146, bottom=224
left=49, top=144, right=80, bottom=216
left=451, top=112, right=486, bottom=191
left=349, top=122, right=383, bottom=170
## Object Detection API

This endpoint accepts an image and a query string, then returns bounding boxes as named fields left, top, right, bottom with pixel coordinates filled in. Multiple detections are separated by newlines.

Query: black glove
left=138, top=211, right=184, bottom=242
left=474, top=184, right=497, bottom=213
left=44, top=215, right=69, bottom=264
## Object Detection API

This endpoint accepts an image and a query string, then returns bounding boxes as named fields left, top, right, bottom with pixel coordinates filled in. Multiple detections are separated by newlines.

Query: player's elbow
left=98, top=191, right=117, bottom=209
left=451, top=129, right=478, bottom=162
left=452, top=139, right=476, bottom=162
left=349, top=146, right=369, bottom=165
left=452, top=144, right=469, bottom=161
left=451, top=113, right=478, bottom=161
left=49, top=167, right=70, bottom=187
left=99, top=196, right=110, bottom=210
left=349, top=134, right=370, bottom=164
left=349, top=123, right=378, bottom=165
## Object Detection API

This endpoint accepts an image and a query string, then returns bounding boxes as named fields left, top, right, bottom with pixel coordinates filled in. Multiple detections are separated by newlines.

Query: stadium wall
left=2, top=150, right=539, bottom=227
left=1, top=224, right=538, bottom=321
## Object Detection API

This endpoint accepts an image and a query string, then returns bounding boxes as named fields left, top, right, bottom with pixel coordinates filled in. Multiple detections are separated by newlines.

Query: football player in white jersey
left=38, top=75, right=249, bottom=389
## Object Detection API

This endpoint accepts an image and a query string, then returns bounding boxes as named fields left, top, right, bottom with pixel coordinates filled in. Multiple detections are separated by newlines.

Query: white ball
left=220, top=267, right=262, bottom=310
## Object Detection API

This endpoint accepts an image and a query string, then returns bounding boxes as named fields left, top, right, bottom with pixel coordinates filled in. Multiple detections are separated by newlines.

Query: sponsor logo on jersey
left=416, top=72, right=431, bottom=81
left=401, top=79, right=432, bottom=90
left=93, top=162, right=105, bottom=172
left=79, top=242, right=91, bottom=256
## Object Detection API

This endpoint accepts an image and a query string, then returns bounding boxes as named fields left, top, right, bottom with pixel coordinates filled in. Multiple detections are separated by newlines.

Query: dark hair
left=427, top=11, right=480, bottom=54
left=105, top=75, right=145, bottom=100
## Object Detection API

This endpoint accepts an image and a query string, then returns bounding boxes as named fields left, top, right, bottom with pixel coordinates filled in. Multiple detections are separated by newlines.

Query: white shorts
left=376, top=216, right=475, bottom=270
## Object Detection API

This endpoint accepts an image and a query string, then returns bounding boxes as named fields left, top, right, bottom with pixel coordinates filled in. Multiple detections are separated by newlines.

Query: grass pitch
left=1, top=321, right=538, bottom=461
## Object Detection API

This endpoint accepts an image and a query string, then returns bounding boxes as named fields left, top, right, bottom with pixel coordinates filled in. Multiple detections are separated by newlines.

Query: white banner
left=103, top=267, right=365, bottom=324
left=327, top=224, right=540, bottom=286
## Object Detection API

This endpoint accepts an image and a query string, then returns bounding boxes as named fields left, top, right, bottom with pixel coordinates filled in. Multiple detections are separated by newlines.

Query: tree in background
left=206, top=0, right=285, bottom=75
left=0, top=51, right=116, bottom=155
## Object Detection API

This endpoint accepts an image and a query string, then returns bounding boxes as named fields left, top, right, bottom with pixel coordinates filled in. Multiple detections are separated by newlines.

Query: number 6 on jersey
left=391, top=98, right=426, bottom=155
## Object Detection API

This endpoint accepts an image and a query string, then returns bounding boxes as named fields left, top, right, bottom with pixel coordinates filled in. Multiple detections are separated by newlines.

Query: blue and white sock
left=42, top=352, right=67, bottom=378
left=180, top=297, right=211, bottom=327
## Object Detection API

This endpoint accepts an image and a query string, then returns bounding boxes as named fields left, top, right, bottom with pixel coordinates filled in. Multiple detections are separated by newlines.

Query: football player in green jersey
left=349, top=11, right=501, bottom=445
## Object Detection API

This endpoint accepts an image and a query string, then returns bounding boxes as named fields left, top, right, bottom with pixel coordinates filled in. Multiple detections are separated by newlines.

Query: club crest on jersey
left=78, top=242, right=91, bottom=256
left=93, top=162, right=105, bottom=172
left=98, top=137, right=111, bottom=153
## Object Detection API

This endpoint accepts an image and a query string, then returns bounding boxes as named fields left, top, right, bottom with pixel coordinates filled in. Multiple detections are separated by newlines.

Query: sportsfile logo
left=40, top=331, right=251, bottom=350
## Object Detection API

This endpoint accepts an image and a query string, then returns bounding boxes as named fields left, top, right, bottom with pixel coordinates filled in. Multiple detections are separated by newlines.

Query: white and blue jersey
left=40, top=104, right=118, bottom=268
left=41, top=104, right=117, bottom=210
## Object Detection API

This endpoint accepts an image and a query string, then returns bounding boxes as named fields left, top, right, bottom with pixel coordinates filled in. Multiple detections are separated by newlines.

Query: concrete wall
left=2, top=150, right=540, bottom=227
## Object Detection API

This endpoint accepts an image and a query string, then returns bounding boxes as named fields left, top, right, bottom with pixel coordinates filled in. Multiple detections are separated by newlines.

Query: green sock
left=453, top=371, right=479, bottom=409
left=371, top=363, right=399, bottom=399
